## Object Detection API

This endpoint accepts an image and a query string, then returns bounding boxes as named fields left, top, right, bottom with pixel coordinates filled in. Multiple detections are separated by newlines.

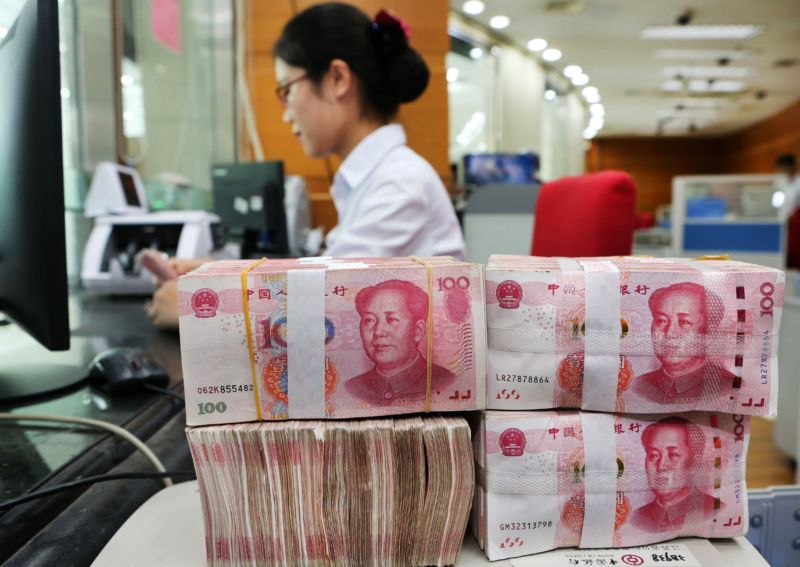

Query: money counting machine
left=81, top=162, right=223, bottom=294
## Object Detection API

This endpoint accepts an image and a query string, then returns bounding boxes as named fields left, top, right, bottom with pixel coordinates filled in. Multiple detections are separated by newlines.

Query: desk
left=0, top=294, right=193, bottom=566
left=92, top=481, right=768, bottom=567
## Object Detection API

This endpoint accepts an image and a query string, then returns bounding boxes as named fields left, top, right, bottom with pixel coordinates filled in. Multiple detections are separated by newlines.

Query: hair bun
left=370, top=10, right=410, bottom=58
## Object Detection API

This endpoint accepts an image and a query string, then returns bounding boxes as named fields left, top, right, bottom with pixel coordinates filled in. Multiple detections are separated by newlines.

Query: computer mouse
left=87, top=347, right=170, bottom=395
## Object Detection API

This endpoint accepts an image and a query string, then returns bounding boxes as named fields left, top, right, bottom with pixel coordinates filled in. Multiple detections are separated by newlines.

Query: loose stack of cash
left=472, top=410, right=750, bottom=559
left=187, top=415, right=474, bottom=567
left=485, top=255, right=783, bottom=415
left=177, top=257, right=486, bottom=425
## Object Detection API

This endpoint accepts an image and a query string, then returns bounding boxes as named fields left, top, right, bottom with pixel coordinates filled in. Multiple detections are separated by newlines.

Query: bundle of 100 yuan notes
left=178, top=257, right=486, bottom=425
left=486, top=255, right=783, bottom=415
left=472, top=410, right=750, bottom=559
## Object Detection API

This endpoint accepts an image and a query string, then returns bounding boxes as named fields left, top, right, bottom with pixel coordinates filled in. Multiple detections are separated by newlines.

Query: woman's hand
left=145, top=280, right=179, bottom=330
left=167, top=257, right=209, bottom=277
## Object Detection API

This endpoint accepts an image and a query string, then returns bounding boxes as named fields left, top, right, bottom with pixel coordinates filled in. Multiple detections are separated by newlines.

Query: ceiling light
left=583, top=127, right=597, bottom=139
left=662, top=66, right=750, bottom=79
left=527, top=38, right=548, bottom=52
left=582, top=86, right=599, bottom=99
left=661, top=79, right=746, bottom=93
left=584, top=92, right=601, bottom=104
left=670, top=97, right=730, bottom=109
left=656, top=48, right=750, bottom=61
left=658, top=108, right=717, bottom=120
left=490, top=15, right=510, bottom=29
left=542, top=48, right=562, bottom=62
left=469, top=47, right=483, bottom=59
left=589, top=116, right=604, bottom=130
left=120, top=75, right=134, bottom=87
left=447, top=67, right=459, bottom=83
left=545, top=89, right=556, bottom=101
left=462, top=1, right=485, bottom=15
left=641, top=25, right=763, bottom=41
left=571, top=73, right=589, bottom=86
left=564, top=65, right=583, bottom=78
left=590, top=103, right=605, bottom=116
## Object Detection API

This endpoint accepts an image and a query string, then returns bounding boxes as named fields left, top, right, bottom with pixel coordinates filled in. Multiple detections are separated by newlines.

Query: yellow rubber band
left=694, top=254, right=730, bottom=261
left=410, top=256, right=434, bottom=413
left=241, top=258, right=268, bottom=420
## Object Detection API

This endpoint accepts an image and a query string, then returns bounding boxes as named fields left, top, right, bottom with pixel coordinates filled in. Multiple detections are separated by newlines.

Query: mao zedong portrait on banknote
left=633, top=283, right=737, bottom=404
left=345, top=280, right=456, bottom=405
left=631, top=417, right=721, bottom=533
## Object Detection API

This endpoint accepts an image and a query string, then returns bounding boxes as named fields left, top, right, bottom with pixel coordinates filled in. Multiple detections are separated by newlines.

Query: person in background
left=773, top=154, right=800, bottom=269
left=273, top=2, right=465, bottom=259
left=146, top=3, right=466, bottom=330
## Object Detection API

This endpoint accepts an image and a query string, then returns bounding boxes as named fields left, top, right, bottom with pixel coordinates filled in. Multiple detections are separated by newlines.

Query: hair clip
left=373, top=9, right=411, bottom=41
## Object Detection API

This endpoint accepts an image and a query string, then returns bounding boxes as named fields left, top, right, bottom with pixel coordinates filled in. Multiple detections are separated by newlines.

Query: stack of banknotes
left=177, top=257, right=486, bottom=425
left=187, top=416, right=473, bottom=567
left=472, top=410, right=750, bottom=559
left=485, top=255, right=783, bottom=415
left=473, top=254, right=782, bottom=560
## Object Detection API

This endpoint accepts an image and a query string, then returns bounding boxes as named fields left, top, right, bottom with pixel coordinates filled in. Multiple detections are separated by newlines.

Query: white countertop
left=91, top=481, right=768, bottom=567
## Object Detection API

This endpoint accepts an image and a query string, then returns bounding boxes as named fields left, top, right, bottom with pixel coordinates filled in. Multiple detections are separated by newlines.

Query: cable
left=0, top=471, right=196, bottom=512
left=142, top=383, right=185, bottom=403
left=0, top=413, right=172, bottom=487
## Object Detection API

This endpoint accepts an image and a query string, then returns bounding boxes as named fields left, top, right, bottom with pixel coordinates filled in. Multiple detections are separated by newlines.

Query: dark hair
left=355, top=280, right=429, bottom=322
left=648, top=282, right=724, bottom=331
left=274, top=2, right=430, bottom=120
left=776, top=153, right=796, bottom=170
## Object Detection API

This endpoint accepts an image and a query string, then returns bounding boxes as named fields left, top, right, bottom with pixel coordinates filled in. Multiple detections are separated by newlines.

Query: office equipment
left=211, top=162, right=311, bottom=257
left=747, top=485, right=800, bottom=566
left=80, top=163, right=223, bottom=294
left=81, top=211, right=222, bottom=294
left=86, top=348, right=169, bottom=395
left=0, top=0, right=92, bottom=401
left=462, top=184, right=539, bottom=264
left=531, top=170, right=636, bottom=256
left=464, top=152, right=538, bottom=186
left=672, top=174, right=783, bottom=268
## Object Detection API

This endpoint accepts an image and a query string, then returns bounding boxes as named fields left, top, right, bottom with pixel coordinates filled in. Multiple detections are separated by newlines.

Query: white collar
left=333, top=124, right=406, bottom=194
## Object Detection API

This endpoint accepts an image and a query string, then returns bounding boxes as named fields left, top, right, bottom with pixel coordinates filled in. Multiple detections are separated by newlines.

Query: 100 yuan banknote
left=473, top=410, right=750, bottom=560
left=486, top=256, right=784, bottom=415
left=178, top=259, right=486, bottom=424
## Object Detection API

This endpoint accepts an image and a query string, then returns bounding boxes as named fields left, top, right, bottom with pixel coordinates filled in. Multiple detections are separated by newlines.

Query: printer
left=81, top=162, right=224, bottom=294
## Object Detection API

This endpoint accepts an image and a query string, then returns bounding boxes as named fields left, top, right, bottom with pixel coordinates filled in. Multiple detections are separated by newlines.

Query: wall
left=586, top=137, right=726, bottom=213
left=243, top=0, right=449, bottom=233
left=586, top=97, right=800, bottom=213
left=723, top=98, right=800, bottom=173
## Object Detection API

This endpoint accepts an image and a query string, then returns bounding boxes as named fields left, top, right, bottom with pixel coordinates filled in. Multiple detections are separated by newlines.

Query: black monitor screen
left=212, top=162, right=288, bottom=256
left=119, top=171, right=141, bottom=206
left=0, top=0, right=69, bottom=350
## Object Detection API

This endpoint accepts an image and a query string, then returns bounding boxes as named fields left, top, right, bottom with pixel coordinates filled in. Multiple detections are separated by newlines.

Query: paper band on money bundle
left=178, top=257, right=486, bottom=425
left=472, top=410, right=750, bottom=560
left=187, top=416, right=474, bottom=566
left=486, top=255, right=783, bottom=415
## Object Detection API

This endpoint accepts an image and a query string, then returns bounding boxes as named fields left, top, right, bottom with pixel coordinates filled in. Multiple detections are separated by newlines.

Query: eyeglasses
left=275, top=74, right=308, bottom=106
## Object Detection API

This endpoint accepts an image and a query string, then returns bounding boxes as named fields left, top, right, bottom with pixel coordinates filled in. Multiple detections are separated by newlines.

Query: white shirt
left=325, top=124, right=466, bottom=260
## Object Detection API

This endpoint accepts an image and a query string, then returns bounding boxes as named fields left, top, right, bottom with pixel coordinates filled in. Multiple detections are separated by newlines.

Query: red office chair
left=531, top=170, right=637, bottom=257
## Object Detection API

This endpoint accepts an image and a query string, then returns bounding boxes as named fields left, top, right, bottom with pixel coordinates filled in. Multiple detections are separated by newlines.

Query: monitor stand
left=0, top=331, right=93, bottom=403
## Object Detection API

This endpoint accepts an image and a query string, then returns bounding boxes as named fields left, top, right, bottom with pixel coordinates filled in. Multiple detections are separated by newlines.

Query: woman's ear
left=324, top=59, right=355, bottom=101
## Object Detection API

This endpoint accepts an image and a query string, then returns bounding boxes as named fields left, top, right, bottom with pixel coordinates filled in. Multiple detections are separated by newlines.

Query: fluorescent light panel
left=662, top=66, right=750, bottom=79
left=655, top=48, right=750, bottom=61
left=661, top=79, right=747, bottom=93
left=641, top=25, right=763, bottom=40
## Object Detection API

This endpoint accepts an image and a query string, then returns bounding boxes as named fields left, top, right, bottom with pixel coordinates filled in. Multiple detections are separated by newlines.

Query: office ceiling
left=450, top=0, right=800, bottom=137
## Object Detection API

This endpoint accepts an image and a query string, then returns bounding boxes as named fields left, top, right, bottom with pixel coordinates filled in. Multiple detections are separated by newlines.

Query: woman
left=273, top=2, right=465, bottom=258
left=147, top=3, right=464, bottom=329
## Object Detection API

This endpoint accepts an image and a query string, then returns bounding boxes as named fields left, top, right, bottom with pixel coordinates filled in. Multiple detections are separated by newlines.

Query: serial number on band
left=495, top=374, right=550, bottom=384
left=498, top=521, right=553, bottom=531
left=196, top=384, right=255, bottom=395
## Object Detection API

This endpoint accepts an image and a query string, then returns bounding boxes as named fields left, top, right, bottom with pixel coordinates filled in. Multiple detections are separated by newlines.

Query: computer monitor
left=0, top=0, right=80, bottom=398
left=463, top=152, right=539, bottom=186
left=211, top=161, right=289, bottom=257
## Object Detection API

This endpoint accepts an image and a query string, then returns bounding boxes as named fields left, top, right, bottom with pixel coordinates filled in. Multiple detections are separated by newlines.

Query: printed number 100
left=437, top=277, right=470, bottom=291
left=197, top=401, right=227, bottom=415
